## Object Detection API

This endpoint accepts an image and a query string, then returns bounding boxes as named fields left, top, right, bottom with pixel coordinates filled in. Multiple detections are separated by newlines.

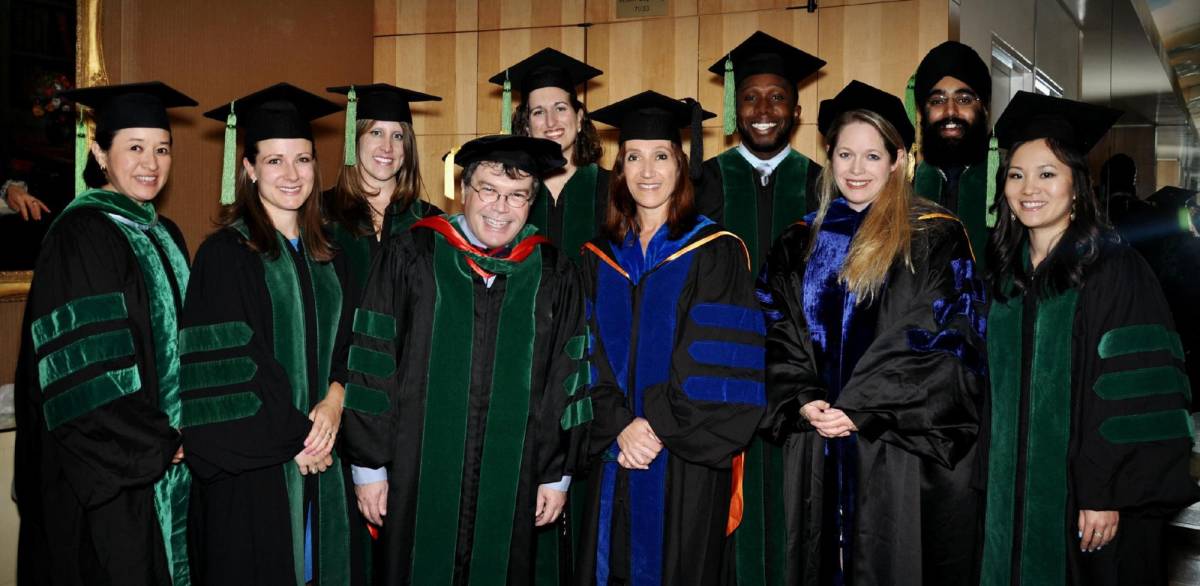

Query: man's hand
left=355, top=480, right=389, bottom=526
left=535, top=485, right=567, bottom=527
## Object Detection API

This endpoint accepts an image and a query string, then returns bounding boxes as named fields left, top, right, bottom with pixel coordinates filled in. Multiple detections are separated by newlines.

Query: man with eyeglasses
left=913, top=41, right=996, bottom=264
left=339, top=134, right=593, bottom=584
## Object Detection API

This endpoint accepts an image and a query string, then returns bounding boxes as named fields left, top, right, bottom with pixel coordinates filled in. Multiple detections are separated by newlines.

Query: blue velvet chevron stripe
left=907, top=257, right=988, bottom=376
left=690, top=303, right=766, bottom=334
left=684, top=303, right=767, bottom=405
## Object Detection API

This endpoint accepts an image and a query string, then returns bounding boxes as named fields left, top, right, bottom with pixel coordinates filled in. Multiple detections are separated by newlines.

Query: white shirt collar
left=736, top=143, right=793, bottom=177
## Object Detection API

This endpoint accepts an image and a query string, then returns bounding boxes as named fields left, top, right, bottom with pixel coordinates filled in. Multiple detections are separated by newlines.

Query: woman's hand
left=295, top=452, right=333, bottom=476
left=6, top=183, right=50, bottom=221
left=809, top=405, right=858, bottom=438
left=616, top=417, right=663, bottom=470
left=800, top=400, right=829, bottom=424
left=304, top=382, right=345, bottom=457
left=535, top=485, right=567, bottom=527
left=355, top=481, right=388, bottom=526
left=1078, top=509, right=1119, bottom=552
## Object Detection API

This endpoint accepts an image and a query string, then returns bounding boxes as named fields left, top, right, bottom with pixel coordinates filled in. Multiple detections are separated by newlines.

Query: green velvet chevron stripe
left=564, top=334, right=586, bottom=361
left=179, top=322, right=253, bottom=355
left=353, top=309, right=397, bottom=341
left=348, top=346, right=396, bottom=378
left=1098, top=324, right=1185, bottom=361
left=180, top=392, right=263, bottom=427
left=38, top=329, right=134, bottom=388
left=43, top=364, right=141, bottom=430
left=1100, top=409, right=1195, bottom=444
left=564, top=360, right=591, bottom=397
left=1094, top=366, right=1191, bottom=401
left=343, top=383, right=390, bottom=415
left=32, top=292, right=128, bottom=351
left=180, top=357, right=258, bottom=393
left=560, top=396, right=593, bottom=430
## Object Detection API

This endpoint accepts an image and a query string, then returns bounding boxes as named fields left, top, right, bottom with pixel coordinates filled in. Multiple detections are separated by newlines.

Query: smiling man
left=913, top=41, right=995, bottom=264
left=339, top=134, right=594, bottom=585
left=696, top=31, right=825, bottom=274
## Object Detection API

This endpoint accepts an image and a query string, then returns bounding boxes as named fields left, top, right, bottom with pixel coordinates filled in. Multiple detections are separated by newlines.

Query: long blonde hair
left=808, top=109, right=915, bottom=303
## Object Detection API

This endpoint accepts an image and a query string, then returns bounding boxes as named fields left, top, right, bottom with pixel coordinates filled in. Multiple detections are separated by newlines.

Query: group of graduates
left=11, top=30, right=1199, bottom=586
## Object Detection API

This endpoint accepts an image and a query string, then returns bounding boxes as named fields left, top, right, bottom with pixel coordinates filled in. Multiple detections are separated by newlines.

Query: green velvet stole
left=65, top=189, right=193, bottom=585
left=237, top=221, right=350, bottom=586
left=717, top=148, right=807, bottom=586
left=718, top=148, right=810, bottom=273
left=333, top=199, right=433, bottom=291
left=913, top=163, right=989, bottom=269
left=982, top=288, right=1078, bottom=586
left=531, top=163, right=599, bottom=262
left=410, top=232, right=543, bottom=584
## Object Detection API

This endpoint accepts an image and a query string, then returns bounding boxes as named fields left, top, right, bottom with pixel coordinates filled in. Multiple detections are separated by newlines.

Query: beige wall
left=375, top=0, right=951, bottom=212
left=958, top=0, right=1082, bottom=99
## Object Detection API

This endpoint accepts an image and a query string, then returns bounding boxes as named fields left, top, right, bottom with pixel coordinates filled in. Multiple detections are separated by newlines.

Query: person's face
left=357, top=120, right=405, bottom=183
left=622, top=139, right=679, bottom=214
left=1004, top=138, right=1073, bottom=235
left=736, top=73, right=800, bottom=157
left=922, top=75, right=985, bottom=143
left=244, top=138, right=316, bottom=221
left=461, top=162, right=534, bottom=249
left=93, top=127, right=172, bottom=203
left=526, top=87, right=583, bottom=157
left=831, top=121, right=904, bottom=211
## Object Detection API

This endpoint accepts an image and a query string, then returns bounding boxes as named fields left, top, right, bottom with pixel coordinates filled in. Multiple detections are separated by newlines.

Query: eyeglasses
left=926, top=94, right=981, bottom=108
left=466, top=183, right=534, bottom=208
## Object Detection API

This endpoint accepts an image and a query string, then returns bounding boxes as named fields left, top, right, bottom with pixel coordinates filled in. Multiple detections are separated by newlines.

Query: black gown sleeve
left=22, top=211, right=179, bottom=507
left=178, top=230, right=313, bottom=480
left=642, top=235, right=767, bottom=467
left=339, top=234, right=417, bottom=470
left=1071, top=245, right=1200, bottom=514
left=834, top=217, right=987, bottom=469
left=533, top=253, right=590, bottom=484
left=760, top=223, right=827, bottom=440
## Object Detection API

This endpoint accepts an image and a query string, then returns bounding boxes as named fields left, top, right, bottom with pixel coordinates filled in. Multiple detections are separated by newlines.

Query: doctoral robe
left=340, top=216, right=590, bottom=585
left=980, top=241, right=1200, bottom=586
left=180, top=223, right=357, bottom=586
left=760, top=198, right=987, bottom=586
left=576, top=218, right=766, bottom=586
left=913, top=161, right=990, bottom=270
left=14, top=189, right=192, bottom=586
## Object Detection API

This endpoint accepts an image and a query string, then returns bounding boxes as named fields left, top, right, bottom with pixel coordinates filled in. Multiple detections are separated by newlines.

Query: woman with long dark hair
left=979, top=91, right=1198, bottom=586
left=575, top=91, right=764, bottom=585
left=491, top=48, right=609, bottom=262
left=181, top=83, right=360, bottom=585
left=14, top=81, right=196, bottom=586
left=760, top=80, right=986, bottom=585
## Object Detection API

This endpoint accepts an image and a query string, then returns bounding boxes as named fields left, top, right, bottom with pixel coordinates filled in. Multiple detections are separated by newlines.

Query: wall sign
left=616, top=0, right=668, bottom=18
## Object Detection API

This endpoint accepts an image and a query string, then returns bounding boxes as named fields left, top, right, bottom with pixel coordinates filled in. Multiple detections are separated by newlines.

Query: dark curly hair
left=510, top=93, right=603, bottom=167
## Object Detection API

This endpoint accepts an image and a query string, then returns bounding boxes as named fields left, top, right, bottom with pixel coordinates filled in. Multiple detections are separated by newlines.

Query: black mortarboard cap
left=707, top=31, right=825, bottom=87
left=61, top=81, right=197, bottom=135
left=818, top=80, right=916, bottom=149
left=487, top=48, right=602, bottom=133
left=203, top=83, right=341, bottom=204
left=590, top=91, right=715, bottom=180
left=452, top=135, right=566, bottom=177
left=993, top=91, right=1122, bottom=153
left=915, top=41, right=992, bottom=108
left=327, top=84, right=441, bottom=165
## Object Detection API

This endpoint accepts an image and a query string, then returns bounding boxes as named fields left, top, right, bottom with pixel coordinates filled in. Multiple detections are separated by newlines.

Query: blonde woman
left=759, top=81, right=986, bottom=586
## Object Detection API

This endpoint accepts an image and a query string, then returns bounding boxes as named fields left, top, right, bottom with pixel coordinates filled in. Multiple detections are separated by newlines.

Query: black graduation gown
left=694, top=147, right=823, bottom=586
left=528, top=164, right=610, bottom=263
left=913, top=161, right=991, bottom=270
left=575, top=219, right=767, bottom=586
left=14, top=190, right=191, bottom=586
left=180, top=225, right=357, bottom=586
left=339, top=218, right=590, bottom=585
left=980, top=241, right=1200, bottom=586
left=760, top=199, right=986, bottom=586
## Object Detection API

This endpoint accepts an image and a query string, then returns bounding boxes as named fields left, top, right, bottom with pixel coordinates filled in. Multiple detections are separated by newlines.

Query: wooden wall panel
left=585, top=0, right=698, bottom=24
left=586, top=17, right=700, bottom=106
left=103, top=0, right=374, bottom=254
left=375, top=32, right=480, bottom=135
left=479, top=0, right=586, bottom=30
left=816, top=0, right=923, bottom=101
left=476, top=27, right=587, bottom=135
left=413, top=133, right=477, bottom=214
left=0, top=300, right=24, bottom=384
left=375, top=0, right=477, bottom=35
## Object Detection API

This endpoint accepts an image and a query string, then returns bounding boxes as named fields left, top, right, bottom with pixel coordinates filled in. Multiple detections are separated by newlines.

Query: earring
left=251, top=177, right=257, bottom=184
left=1010, top=211, right=1016, bottom=222
left=1070, top=195, right=1077, bottom=221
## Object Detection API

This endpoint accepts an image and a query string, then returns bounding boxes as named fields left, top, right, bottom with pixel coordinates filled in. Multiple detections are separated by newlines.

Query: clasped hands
left=800, top=400, right=858, bottom=438
left=295, top=383, right=345, bottom=475
left=616, top=417, right=662, bottom=470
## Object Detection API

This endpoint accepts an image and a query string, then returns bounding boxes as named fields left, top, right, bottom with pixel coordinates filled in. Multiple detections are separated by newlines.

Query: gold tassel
left=444, top=146, right=459, bottom=200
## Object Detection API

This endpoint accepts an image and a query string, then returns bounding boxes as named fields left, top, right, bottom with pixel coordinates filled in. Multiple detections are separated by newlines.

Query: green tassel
left=220, top=102, right=238, bottom=206
left=74, top=110, right=87, bottom=197
left=501, top=72, right=512, bottom=134
left=985, top=136, right=999, bottom=228
left=904, top=73, right=918, bottom=129
left=1179, top=206, right=1192, bottom=234
left=723, top=56, right=736, bottom=136
left=343, top=86, right=358, bottom=166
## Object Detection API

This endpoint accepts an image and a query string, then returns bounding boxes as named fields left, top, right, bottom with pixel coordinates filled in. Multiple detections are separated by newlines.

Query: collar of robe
left=63, top=188, right=159, bottom=227
left=413, top=215, right=548, bottom=279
